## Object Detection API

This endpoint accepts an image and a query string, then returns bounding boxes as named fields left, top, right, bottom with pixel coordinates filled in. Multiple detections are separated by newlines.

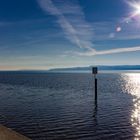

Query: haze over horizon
left=1, top=0, right=140, bottom=70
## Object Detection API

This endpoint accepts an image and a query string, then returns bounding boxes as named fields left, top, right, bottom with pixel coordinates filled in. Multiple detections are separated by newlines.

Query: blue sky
left=0, top=0, right=140, bottom=70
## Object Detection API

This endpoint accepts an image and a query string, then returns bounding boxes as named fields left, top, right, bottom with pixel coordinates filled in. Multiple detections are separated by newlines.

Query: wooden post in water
left=92, top=67, right=98, bottom=102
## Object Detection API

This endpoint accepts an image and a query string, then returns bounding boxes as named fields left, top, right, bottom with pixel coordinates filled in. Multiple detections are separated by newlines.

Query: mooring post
left=92, top=67, right=98, bottom=101
left=95, top=77, right=97, bottom=101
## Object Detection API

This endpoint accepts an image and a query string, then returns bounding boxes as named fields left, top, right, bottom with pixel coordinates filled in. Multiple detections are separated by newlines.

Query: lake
left=0, top=72, right=139, bottom=140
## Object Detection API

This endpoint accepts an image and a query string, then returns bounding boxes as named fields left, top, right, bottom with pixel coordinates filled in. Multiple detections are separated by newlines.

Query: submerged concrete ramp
left=0, top=125, right=31, bottom=140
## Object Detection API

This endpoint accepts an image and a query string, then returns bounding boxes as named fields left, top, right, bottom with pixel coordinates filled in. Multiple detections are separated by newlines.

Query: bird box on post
left=92, top=67, right=98, bottom=75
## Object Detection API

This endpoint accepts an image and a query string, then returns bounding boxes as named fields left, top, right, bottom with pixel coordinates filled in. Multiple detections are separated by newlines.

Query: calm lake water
left=0, top=72, right=140, bottom=140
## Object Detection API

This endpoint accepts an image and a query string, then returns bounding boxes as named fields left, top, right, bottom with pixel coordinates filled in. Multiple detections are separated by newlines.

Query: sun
left=132, top=2, right=140, bottom=16
left=128, top=1, right=140, bottom=17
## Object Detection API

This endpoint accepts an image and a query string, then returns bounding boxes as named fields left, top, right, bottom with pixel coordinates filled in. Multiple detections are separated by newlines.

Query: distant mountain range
left=49, top=65, right=140, bottom=72
left=1, top=65, right=139, bottom=73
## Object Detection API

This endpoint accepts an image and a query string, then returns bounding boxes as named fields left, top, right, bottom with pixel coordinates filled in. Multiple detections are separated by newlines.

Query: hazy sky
left=1, top=0, right=140, bottom=70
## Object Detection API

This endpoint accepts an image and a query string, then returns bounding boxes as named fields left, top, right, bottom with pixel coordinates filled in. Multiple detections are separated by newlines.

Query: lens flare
left=116, top=26, right=122, bottom=32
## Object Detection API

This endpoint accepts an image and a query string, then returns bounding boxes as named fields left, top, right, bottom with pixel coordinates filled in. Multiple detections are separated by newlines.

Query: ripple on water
left=0, top=73, right=138, bottom=139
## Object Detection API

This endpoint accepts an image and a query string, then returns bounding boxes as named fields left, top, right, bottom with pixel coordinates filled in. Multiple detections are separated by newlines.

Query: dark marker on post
left=92, top=67, right=98, bottom=101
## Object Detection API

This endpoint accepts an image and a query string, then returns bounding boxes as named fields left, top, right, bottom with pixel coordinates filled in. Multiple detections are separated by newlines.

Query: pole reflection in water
left=93, top=101, right=98, bottom=127
left=122, top=73, right=140, bottom=140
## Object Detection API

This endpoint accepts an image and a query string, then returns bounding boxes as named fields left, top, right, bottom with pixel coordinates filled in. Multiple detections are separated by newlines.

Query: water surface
left=0, top=72, right=139, bottom=140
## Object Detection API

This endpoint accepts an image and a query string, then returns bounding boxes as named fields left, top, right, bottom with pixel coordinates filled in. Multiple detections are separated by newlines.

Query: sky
left=1, top=0, right=140, bottom=70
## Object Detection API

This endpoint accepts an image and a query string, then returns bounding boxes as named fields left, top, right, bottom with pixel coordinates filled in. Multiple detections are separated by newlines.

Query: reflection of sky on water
left=122, top=73, right=140, bottom=140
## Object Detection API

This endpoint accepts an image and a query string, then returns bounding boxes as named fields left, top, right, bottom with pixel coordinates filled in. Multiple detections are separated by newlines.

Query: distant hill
left=49, top=65, right=140, bottom=72
left=1, top=65, right=139, bottom=73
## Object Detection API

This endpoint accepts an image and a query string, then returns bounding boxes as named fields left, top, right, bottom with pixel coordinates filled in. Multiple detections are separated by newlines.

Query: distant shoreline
left=0, top=65, right=140, bottom=73
left=0, top=70, right=139, bottom=74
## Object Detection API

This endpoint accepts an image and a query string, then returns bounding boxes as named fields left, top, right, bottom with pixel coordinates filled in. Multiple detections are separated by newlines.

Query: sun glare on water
left=122, top=73, right=140, bottom=139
